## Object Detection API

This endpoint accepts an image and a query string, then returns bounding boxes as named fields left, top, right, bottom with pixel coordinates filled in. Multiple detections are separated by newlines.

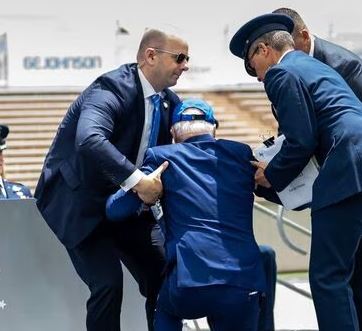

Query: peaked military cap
left=229, top=13, right=294, bottom=76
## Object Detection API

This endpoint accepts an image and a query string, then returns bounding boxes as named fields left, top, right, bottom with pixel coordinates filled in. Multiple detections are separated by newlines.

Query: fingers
left=250, top=160, right=267, bottom=170
left=150, top=161, right=169, bottom=179
left=254, top=168, right=272, bottom=188
left=250, top=161, right=259, bottom=168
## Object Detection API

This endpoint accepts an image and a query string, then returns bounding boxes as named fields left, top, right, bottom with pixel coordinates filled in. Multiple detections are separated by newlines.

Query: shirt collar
left=137, top=67, right=157, bottom=99
left=309, top=34, right=315, bottom=56
left=278, top=49, right=293, bottom=64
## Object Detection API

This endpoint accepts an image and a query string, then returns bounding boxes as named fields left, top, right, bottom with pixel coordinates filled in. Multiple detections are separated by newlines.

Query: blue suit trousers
left=310, top=193, right=362, bottom=331
left=258, top=245, right=276, bottom=331
left=154, top=268, right=261, bottom=331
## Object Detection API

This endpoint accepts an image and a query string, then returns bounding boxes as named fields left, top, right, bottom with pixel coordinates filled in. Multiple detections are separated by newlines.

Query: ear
left=259, top=43, right=269, bottom=55
left=300, top=29, right=310, bottom=42
left=144, top=48, right=156, bottom=65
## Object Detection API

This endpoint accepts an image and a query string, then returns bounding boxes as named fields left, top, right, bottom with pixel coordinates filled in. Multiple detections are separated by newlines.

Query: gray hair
left=249, top=30, right=294, bottom=56
left=172, top=108, right=215, bottom=142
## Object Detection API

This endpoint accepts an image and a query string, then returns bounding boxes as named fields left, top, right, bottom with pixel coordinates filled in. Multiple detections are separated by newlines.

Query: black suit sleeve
left=75, top=87, right=136, bottom=185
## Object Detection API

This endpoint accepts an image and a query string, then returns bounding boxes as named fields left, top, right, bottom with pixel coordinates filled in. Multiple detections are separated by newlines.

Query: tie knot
left=151, top=94, right=161, bottom=106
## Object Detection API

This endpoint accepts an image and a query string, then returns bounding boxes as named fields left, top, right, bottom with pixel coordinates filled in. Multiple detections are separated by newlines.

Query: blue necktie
left=149, top=94, right=161, bottom=148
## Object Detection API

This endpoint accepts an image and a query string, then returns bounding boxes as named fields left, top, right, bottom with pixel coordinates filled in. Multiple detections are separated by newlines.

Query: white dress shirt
left=120, top=67, right=160, bottom=192
left=0, top=177, right=7, bottom=198
left=309, top=34, right=316, bottom=57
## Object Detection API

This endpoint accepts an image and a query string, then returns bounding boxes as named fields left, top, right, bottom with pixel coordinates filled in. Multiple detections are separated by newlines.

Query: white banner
left=0, top=33, right=8, bottom=87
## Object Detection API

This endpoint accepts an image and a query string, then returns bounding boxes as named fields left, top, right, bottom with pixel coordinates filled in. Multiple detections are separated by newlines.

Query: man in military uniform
left=229, top=13, right=362, bottom=331
left=0, top=124, right=32, bottom=199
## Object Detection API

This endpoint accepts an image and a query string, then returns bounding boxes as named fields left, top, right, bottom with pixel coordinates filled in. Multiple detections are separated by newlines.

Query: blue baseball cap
left=229, top=13, right=294, bottom=76
left=172, top=98, right=218, bottom=126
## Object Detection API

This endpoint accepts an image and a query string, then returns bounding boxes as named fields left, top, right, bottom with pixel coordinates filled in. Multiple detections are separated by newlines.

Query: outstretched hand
left=133, top=161, right=169, bottom=204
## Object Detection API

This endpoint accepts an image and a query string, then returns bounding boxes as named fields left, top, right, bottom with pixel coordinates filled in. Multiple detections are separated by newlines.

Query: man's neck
left=139, top=66, right=161, bottom=93
left=276, top=47, right=294, bottom=64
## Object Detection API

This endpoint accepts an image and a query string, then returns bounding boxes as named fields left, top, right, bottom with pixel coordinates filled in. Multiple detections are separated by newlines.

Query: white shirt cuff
left=120, top=169, right=145, bottom=192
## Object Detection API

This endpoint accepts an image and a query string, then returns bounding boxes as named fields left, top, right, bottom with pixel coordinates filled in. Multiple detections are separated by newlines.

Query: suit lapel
left=157, top=89, right=176, bottom=145
left=132, top=68, right=146, bottom=160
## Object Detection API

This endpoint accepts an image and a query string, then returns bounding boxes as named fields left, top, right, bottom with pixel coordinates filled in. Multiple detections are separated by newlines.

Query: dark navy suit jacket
left=0, top=179, right=32, bottom=199
left=314, top=36, right=362, bottom=101
left=34, top=63, right=179, bottom=248
left=107, top=134, right=266, bottom=292
left=264, top=51, right=362, bottom=211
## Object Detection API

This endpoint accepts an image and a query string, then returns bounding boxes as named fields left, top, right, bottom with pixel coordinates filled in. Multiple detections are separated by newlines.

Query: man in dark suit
left=34, top=28, right=189, bottom=331
left=273, top=7, right=362, bottom=101
left=230, top=13, right=362, bottom=331
left=106, top=98, right=266, bottom=331
left=0, top=124, right=32, bottom=199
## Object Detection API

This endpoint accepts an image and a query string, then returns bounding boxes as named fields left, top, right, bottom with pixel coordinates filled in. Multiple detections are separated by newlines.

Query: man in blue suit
left=106, top=99, right=267, bottom=331
left=230, top=13, right=362, bottom=331
left=0, top=124, right=32, bottom=199
left=34, top=28, right=189, bottom=331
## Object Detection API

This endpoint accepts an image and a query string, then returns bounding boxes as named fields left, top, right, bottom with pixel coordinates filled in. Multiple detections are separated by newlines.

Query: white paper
left=254, top=135, right=319, bottom=210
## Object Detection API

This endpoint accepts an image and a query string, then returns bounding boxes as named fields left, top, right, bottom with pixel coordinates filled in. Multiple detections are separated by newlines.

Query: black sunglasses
left=248, top=42, right=269, bottom=62
left=153, top=48, right=190, bottom=64
left=248, top=45, right=261, bottom=62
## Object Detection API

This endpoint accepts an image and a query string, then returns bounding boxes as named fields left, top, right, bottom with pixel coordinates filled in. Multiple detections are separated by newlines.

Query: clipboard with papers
left=254, top=134, right=319, bottom=210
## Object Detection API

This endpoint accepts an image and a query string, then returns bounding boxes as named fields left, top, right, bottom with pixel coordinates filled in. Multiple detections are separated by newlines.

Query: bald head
left=272, top=8, right=307, bottom=35
left=135, top=28, right=189, bottom=92
left=272, top=8, right=311, bottom=54
left=137, top=29, right=168, bottom=62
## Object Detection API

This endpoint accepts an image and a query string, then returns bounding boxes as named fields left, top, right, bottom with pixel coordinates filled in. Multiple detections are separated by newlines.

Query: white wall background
left=0, top=0, right=361, bottom=88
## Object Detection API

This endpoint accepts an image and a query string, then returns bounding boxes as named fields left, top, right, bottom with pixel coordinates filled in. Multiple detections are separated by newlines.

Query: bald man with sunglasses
left=35, top=28, right=189, bottom=331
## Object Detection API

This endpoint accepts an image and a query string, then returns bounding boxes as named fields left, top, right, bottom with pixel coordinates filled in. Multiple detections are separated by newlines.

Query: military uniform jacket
left=264, top=50, right=362, bottom=211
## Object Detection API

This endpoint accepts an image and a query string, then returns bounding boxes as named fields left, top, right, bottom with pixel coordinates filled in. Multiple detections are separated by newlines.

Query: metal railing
left=254, top=202, right=313, bottom=299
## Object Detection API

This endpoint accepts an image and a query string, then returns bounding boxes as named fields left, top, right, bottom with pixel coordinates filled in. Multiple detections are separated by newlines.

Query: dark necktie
left=149, top=94, right=161, bottom=148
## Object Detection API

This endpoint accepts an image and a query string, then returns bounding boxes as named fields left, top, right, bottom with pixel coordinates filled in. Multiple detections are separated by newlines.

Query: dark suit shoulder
left=314, top=37, right=362, bottom=101
left=95, top=63, right=140, bottom=102
left=314, top=37, right=362, bottom=80
left=315, top=37, right=362, bottom=65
